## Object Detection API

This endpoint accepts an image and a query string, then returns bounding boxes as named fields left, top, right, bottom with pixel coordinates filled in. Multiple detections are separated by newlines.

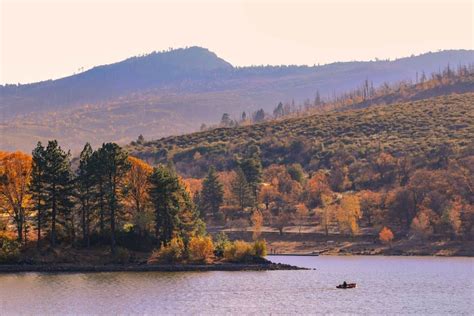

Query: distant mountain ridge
left=1, top=47, right=473, bottom=152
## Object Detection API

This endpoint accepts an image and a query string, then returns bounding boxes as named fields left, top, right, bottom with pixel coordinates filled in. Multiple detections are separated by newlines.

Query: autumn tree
left=295, top=203, right=308, bottom=234
left=124, top=156, right=153, bottom=236
left=305, top=170, right=332, bottom=208
left=336, top=194, right=362, bottom=236
left=317, top=193, right=336, bottom=236
left=410, top=209, right=433, bottom=239
left=199, top=166, right=224, bottom=219
left=259, top=183, right=279, bottom=210
left=251, top=209, right=263, bottom=240
left=379, top=226, right=394, bottom=247
left=0, top=151, right=32, bottom=242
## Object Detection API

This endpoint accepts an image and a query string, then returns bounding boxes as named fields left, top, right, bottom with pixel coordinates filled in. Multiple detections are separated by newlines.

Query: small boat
left=336, top=283, right=356, bottom=289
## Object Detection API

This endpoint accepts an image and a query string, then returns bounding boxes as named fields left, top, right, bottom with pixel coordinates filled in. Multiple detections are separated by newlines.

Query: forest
left=1, top=69, right=473, bottom=262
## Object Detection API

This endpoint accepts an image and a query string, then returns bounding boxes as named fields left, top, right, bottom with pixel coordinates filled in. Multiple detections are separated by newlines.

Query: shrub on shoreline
left=188, top=235, right=214, bottom=263
left=224, top=239, right=267, bottom=262
left=148, top=237, right=185, bottom=264
left=0, top=233, right=21, bottom=264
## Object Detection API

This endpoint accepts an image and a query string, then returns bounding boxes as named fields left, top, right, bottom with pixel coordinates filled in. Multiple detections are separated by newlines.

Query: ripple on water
left=0, top=256, right=472, bottom=314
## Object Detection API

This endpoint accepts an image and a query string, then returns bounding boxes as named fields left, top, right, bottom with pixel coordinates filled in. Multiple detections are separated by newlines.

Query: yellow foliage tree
left=124, top=157, right=153, bottom=234
left=318, top=193, right=335, bottom=236
left=251, top=209, right=264, bottom=240
left=336, top=194, right=362, bottom=235
left=0, top=151, right=32, bottom=242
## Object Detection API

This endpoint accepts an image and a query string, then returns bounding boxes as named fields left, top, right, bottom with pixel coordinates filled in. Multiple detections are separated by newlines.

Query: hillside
left=1, top=48, right=473, bottom=152
left=128, top=93, right=474, bottom=178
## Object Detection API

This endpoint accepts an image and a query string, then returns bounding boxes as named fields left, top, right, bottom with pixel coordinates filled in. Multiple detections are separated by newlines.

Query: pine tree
left=149, top=165, right=181, bottom=246
left=90, top=149, right=107, bottom=235
left=31, top=142, right=47, bottom=247
left=199, top=166, right=224, bottom=218
left=97, top=143, right=130, bottom=254
left=273, top=102, right=284, bottom=118
left=240, top=145, right=263, bottom=203
left=43, top=140, right=74, bottom=247
left=77, top=143, right=95, bottom=247
left=231, top=167, right=252, bottom=212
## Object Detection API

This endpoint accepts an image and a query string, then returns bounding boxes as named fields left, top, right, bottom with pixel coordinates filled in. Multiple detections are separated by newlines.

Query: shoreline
left=266, top=252, right=474, bottom=257
left=0, top=262, right=306, bottom=274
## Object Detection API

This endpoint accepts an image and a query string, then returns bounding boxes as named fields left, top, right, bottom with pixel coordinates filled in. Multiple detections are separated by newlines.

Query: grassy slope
left=129, top=93, right=474, bottom=176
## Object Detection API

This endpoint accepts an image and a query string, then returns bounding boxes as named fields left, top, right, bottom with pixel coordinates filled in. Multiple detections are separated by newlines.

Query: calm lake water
left=0, top=256, right=472, bottom=315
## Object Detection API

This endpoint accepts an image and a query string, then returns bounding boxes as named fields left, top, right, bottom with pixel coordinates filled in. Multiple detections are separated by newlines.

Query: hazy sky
left=1, top=0, right=472, bottom=84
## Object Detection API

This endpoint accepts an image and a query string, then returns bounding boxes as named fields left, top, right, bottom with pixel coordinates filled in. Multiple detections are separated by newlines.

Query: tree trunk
left=51, top=185, right=57, bottom=247
left=37, top=204, right=41, bottom=248
left=99, top=182, right=105, bottom=235
left=110, top=175, right=116, bottom=255
left=81, top=201, right=87, bottom=245
left=15, top=212, right=23, bottom=242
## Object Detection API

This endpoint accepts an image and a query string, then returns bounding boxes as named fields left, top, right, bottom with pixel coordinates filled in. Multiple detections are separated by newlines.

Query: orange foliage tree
left=305, top=170, right=332, bottom=208
left=124, top=157, right=153, bottom=234
left=379, top=226, right=394, bottom=247
left=295, top=203, right=309, bottom=234
left=251, top=209, right=264, bottom=240
left=0, top=151, right=33, bottom=242
left=182, top=178, right=203, bottom=199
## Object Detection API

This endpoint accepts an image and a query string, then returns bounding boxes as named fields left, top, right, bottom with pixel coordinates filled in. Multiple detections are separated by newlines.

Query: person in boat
left=342, top=281, right=347, bottom=288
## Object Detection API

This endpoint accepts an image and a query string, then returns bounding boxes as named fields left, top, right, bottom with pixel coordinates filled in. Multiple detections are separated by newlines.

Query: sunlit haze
left=1, top=0, right=472, bottom=84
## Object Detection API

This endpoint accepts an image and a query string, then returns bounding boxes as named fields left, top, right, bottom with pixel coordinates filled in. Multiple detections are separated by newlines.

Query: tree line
left=0, top=141, right=204, bottom=254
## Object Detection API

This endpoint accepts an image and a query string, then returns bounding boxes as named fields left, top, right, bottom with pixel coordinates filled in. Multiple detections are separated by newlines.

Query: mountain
left=127, top=93, right=474, bottom=178
left=1, top=47, right=473, bottom=152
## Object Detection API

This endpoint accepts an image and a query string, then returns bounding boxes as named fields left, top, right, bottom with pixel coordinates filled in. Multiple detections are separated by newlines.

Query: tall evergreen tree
left=43, top=140, right=74, bottom=247
left=199, top=166, right=224, bottom=218
left=149, top=165, right=181, bottom=246
left=90, top=149, right=107, bottom=235
left=77, top=143, right=95, bottom=247
left=31, top=142, right=47, bottom=247
left=240, top=145, right=263, bottom=203
left=149, top=164, right=201, bottom=246
left=231, top=167, right=252, bottom=212
left=97, top=143, right=130, bottom=254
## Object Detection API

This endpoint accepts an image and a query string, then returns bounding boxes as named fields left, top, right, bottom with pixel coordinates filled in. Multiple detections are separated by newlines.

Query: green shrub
left=214, top=232, right=230, bottom=258
left=0, top=233, right=21, bottom=264
left=112, top=247, right=131, bottom=264
left=252, top=239, right=267, bottom=257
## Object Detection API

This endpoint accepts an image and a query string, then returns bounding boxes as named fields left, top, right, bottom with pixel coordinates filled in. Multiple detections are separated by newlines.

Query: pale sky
left=1, top=0, right=472, bottom=84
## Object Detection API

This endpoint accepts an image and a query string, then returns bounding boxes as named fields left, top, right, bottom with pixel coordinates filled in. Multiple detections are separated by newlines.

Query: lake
left=0, top=256, right=472, bottom=314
